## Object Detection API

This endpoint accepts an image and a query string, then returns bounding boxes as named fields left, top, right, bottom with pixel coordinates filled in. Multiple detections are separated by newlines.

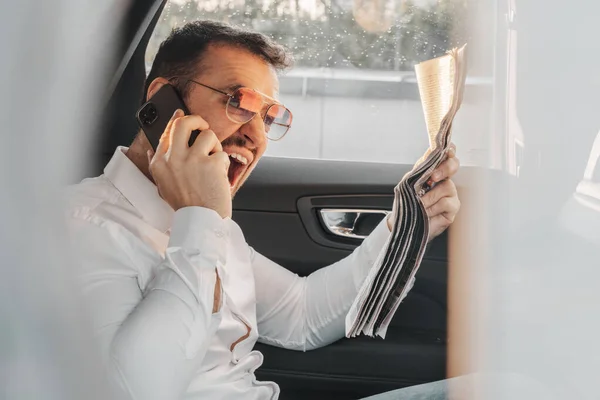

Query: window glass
left=147, top=0, right=483, bottom=164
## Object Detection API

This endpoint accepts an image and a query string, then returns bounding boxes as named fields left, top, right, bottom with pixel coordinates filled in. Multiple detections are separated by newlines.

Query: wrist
left=169, top=207, right=229, bottom=264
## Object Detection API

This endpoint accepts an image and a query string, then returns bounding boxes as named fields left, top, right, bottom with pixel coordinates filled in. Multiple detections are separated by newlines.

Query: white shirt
left=65, top=147, right=411, bottom=400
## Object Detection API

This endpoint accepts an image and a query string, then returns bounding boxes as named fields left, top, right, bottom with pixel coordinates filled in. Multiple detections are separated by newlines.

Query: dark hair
left=143, top=20, right=293, bottom=103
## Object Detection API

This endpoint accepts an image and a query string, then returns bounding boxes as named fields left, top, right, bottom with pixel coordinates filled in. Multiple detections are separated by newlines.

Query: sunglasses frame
left=176, top=78, right=293, bottom=141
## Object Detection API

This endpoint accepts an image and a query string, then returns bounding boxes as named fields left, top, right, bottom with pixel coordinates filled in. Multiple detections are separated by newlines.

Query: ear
left=146, top=77, right=171, bottom=101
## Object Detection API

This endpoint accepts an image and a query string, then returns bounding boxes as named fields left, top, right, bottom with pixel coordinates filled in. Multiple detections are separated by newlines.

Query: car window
left=146, top=0, right=485, bottom=165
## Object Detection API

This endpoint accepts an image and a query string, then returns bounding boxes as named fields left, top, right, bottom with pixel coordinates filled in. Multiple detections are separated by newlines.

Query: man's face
left=182, top=44, right=280, bottom=196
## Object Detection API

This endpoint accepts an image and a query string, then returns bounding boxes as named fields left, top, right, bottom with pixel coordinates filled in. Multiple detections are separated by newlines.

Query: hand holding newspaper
left=345, top=44, right=468, bottom=338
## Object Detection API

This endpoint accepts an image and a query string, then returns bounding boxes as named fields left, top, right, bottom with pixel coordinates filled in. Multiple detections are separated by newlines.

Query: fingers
left=428, top=214, right=453, bottom=240
left=430, top=153, right=460, bottom=183
left=169, top=112, right=210, bottom=154
left=446, top=143, right=456, bottom=159
left=421, top=179, right=457, bottom=209
left=146, top=149, right=155, bottom=165
left=424, top=143, right=459, bottom=241
left=211, top=151, right=231, bottom=177
left=155, top=109, right=182, bottom=156
left=195, top=135, right=228, bottom=179
left=426, top=195, right=461, bottom=221
left=423, top=178, right=460, bottom=236
left=190, top=130, right=223, bottom=157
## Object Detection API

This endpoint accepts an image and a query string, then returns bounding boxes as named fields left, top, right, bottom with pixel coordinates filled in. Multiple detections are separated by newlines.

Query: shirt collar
left=104, top=146, right=174, bottom=233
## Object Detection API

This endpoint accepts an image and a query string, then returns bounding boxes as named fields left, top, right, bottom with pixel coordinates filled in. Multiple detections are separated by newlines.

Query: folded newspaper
left=345, top=44, right=468, bottom=339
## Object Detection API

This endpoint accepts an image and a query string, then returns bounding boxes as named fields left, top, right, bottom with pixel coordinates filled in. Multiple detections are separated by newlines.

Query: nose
left=239, top=113, right=267, bottom=150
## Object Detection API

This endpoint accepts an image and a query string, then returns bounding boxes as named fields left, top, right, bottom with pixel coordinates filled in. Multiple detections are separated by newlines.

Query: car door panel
left=233, top=157, right=412, bottom=212
left=233, top=156, right=449, bottom=399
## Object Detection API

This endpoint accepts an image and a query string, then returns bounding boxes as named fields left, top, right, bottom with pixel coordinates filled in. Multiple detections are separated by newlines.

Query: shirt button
left=215, top=229, right=225, bottom=238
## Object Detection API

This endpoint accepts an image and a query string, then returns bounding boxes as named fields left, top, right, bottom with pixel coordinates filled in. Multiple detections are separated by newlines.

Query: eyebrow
left=224, top=83, right=244, bottom=93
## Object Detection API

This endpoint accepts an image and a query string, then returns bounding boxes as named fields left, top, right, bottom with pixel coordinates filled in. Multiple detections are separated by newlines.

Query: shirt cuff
left=351, top=219, right=392, bottom=290
left=169, top=206, right=229, bottom=266
left=361, top=218, right=393, bottom=257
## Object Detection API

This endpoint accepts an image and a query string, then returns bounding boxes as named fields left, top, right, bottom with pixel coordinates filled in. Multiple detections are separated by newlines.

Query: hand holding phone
left=146, top=109, right=232, bottom=218
left=137, top=85, right=232, bottom=217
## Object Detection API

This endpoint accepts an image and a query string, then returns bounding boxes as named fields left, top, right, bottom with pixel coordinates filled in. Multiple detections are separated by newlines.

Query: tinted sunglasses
left=180, top=78, right=293, bottom=141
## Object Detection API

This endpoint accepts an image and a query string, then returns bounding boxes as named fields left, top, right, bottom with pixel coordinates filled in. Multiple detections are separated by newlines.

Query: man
left=66, top=21, right=460, bottom=399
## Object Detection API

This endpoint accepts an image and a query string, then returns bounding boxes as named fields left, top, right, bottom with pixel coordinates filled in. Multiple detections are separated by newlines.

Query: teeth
left=228, top=152, right=248, bottom=165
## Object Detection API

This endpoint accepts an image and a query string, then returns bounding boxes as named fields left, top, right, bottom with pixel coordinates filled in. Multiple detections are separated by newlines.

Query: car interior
left=89, top=0, right=600, bottom=399
left=95, top=2, right=449, bottom=399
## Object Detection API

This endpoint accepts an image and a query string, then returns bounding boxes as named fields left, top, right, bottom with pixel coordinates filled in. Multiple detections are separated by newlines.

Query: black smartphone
left=135, top=84, right=200, bottom=150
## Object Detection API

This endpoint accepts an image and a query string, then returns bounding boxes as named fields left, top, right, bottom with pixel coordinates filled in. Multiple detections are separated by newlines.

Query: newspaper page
left=346, top=44, right=467, bottom=338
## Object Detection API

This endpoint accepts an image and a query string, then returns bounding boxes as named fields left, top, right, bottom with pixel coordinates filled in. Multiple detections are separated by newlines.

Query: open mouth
left=227, top=152, right=249, bottom=189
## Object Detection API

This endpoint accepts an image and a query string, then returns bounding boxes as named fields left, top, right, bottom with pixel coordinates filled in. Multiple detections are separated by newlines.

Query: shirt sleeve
left=70, top=206, right=227, bottom=400
left=254, top=218, right=415, bottom=351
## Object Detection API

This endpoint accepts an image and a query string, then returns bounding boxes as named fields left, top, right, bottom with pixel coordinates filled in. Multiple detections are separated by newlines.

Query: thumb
left=147, top=149, right=155, bottom=165
left=446, top=143, right=457, bottom=159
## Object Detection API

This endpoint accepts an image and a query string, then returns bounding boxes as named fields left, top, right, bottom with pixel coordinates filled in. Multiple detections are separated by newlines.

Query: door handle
left=319, top=209, right=390, bottom=239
